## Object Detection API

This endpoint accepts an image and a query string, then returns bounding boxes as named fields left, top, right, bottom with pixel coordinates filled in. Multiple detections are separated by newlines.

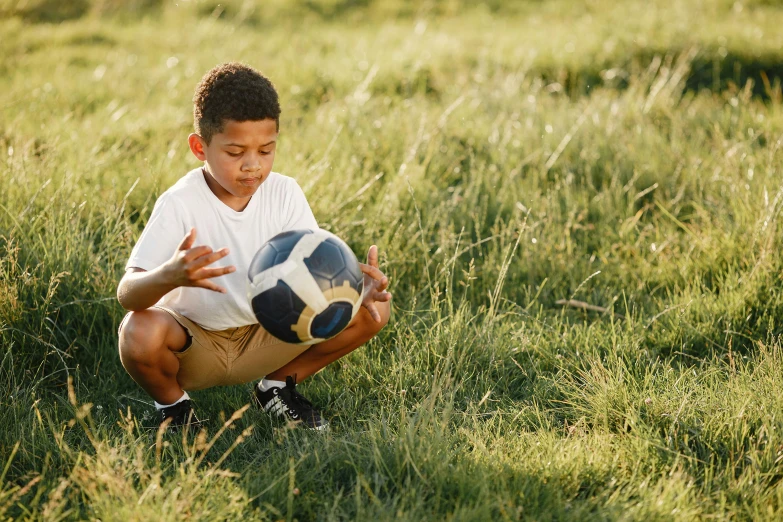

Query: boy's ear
left=188, top=133, right=207, bottom=161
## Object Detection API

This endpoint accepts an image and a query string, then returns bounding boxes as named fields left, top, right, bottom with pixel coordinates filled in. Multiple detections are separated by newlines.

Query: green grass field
left=3, top=0, right=783, bottom=519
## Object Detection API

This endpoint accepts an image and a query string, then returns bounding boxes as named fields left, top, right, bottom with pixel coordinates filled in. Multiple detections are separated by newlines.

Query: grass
left=2, top=0, right=783, bottom=519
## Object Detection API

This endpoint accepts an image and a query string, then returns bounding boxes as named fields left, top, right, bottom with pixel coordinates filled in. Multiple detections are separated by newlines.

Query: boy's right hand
left=164, top=228, right=236, bottom=293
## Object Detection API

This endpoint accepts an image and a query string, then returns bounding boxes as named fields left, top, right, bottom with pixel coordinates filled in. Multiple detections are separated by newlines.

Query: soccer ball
left=247, top=229, right=364, bottom=345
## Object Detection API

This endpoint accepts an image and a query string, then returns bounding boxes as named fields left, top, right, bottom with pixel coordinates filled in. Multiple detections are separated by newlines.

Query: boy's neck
left=201, top=168, right=252, bottom=212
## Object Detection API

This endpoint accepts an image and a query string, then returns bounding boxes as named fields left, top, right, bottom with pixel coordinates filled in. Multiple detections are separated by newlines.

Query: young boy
left=117, top=62, right=391, bottom=431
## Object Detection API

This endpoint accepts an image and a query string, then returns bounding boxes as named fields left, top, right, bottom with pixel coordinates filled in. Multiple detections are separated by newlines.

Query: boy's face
left=188, top=118, right=278, bottom=210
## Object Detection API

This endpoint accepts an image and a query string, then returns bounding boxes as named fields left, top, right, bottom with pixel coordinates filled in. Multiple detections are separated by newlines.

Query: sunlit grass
left=2, top=0, right=783, bottom=519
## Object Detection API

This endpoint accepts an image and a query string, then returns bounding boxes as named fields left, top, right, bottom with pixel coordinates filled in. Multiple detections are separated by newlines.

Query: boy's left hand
left=359, top=245, right=392, bottom=323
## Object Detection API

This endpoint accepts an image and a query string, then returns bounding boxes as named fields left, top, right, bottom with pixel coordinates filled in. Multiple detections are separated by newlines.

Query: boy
left=117, top=63, right=391, bottom=431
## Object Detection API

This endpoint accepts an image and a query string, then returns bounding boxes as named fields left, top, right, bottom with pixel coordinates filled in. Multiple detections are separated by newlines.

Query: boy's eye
left=226, top=151, right=242, bottom=157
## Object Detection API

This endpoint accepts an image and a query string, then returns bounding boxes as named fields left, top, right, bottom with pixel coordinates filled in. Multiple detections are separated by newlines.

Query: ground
left=2, top=0, right=783, bottom=520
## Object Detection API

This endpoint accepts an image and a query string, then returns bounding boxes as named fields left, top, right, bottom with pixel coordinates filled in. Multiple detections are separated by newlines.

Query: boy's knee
left=118, top=310, right=171, bottom=364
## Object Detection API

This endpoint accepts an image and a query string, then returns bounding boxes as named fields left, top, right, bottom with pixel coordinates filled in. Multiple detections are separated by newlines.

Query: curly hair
left=193, top=62, right=280, bottom=143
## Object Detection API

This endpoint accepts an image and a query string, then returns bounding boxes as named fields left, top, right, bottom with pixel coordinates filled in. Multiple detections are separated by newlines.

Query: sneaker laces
left=285, top=375, right=315, bottom=414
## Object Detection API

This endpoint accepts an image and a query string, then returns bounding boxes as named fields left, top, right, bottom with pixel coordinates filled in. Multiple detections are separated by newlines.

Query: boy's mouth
left=239, top=177, right=260, bottom=186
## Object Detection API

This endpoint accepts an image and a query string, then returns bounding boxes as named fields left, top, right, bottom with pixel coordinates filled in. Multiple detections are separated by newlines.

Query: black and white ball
left=247, top=229, right=364, bottom=345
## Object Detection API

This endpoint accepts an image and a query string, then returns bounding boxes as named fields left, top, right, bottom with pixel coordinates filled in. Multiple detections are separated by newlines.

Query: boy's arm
left=117, top=228, right=235, bottom=311
left=117, top=266, right=179, bottom=312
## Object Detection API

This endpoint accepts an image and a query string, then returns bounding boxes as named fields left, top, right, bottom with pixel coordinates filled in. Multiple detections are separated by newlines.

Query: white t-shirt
left=126, top=168, right=318, bottom=330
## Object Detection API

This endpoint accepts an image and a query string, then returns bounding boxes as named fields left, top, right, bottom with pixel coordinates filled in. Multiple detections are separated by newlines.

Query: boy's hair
left=193, top=62, right=280, bottom=143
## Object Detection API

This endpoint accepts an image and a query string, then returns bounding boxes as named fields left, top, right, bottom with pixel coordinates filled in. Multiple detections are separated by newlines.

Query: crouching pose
left=117, top=63, right=391, bottom=431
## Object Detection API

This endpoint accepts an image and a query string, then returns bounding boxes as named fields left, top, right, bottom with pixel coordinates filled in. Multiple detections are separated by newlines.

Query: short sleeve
left=126, top=194, right=187, bottom=271
left=281, top=179, right=318, bottom=231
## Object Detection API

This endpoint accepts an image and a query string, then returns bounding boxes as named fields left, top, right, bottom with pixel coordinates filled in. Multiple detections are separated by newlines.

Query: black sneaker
left=159, top=399, right=202, bottom=432
left=254, top=376, right=328, bottom=431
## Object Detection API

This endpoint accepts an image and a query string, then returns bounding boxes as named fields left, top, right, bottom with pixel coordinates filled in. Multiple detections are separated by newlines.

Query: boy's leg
left=118, top=309, right=190, bottom=405
left=266, top=300, right=391, bottom=382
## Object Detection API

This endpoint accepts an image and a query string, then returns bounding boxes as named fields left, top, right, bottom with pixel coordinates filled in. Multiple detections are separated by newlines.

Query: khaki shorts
left=119, top=306, right=310, bottom=391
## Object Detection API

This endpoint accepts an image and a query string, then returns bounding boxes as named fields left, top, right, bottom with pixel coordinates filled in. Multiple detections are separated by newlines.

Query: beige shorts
left=119, top=306, right=310, bottom=391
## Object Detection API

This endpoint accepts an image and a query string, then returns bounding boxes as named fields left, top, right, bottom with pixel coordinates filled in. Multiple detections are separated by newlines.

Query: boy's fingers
left=360, top=263, right=386, bottom=282
left=193, top=279, right=227, bottom=293
left=189, top=248, right=230, bottom=270
left=364, top=302, right=381, bottom=323
left=178, top=228, right=196, bottom=251
left=368, top=289, right=392, bottom=303
left=198, top=266, right=236, bottom=279
left=366, top=245, right=379, bottom=268
left=183, top=245, right=213, bottom=262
